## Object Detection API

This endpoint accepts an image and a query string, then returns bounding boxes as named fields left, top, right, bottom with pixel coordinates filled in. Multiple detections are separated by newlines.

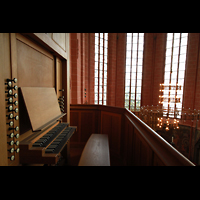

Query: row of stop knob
left=5, top=78, right=19, bottom=161
left=58, top=89, right=64, bottom=113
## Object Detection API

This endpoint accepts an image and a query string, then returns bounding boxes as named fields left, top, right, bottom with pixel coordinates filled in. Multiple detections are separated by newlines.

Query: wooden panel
left=70, top=110, right=96, bottom=145
left=153, top=153, right=165, bottom=166
left=56, top=57, right=62, bottom=96
left=81, top=112, right=95, bottom=142
left=70, top=111, right=80, bottom=143
left=0, top=33, right=10, bottom=166
left=78, top=134, right=110, bottom=166
left=101, top=111, right=121, bottom=156
left=52, top=33, right=66, bottom=51
left=20, top=87, right=61, bottom=131
left=22, top=33, right=68, bottom=59
left=131, top=129, right=153, bottom=166
left=127, top=121, right=134, bottom=165
left=16, top=38, right=54, bottom=88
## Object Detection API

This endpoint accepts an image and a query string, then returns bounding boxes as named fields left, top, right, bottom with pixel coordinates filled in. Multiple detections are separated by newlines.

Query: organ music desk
left=19, top=87, right=76, bottom=165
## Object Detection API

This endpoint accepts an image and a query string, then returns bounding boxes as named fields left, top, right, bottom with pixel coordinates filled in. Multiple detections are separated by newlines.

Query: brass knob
left=14, top=115, right=19, bottom=120
left=7, top=85, right=18, bottom=90
left=15, top=148, right=20, bottom=153
left=5, top=89, right=12, bottom=95
left=6, top=113, right=14, bottom=119
left=7, top=78, right=17, bottom=83
left=8, top=140, right=14, bottom=145
left=5, top=97, right=13, bottom=103
left=8, top=148, right=14, bottom=153
left=9, top=126, right=19, bottom=131
left=7, top=121, right=14, bottom=126
left=5, top=81, right=12, bottom=87
left=7, top=133, right=14, bottom=138
left=6, top=93, right=17, bottom=98
left=8, top=155, right=15, bottom=161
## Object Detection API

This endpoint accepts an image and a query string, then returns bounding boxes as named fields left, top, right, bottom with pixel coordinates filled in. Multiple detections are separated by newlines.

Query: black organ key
left=51, top=142, right=60, bottom=145
left=54, top=138, right=63, bottom=142
left=33, top=143, right=42, bottom=147
left=45, top=127, right=76, bottom=154
left=41, top=135, right=51, bottom=139
left=32, top=123, right=69, bottom=147
left=47, top=144, right=57, bottom=149
left=36, top=139, right=45, bottom=143
left=45, top=149, right=55, bottom=153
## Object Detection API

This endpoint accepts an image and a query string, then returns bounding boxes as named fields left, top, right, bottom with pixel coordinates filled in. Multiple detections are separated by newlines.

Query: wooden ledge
left=78, top=134, right=110, bottom=166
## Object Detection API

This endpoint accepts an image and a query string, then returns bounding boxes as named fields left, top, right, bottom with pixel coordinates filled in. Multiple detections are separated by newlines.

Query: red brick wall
left=70, top=33, right=200, bottom=114
left=116, top=33, right=126, bottom=107
left=70, top=33, right=80, bottom=104
left=182, top=33, right=200, bottom=130
left=183, top=33, right=200, bottom=110
left=152, top=33, right=166, bottom=106
left=107, top=33, right=117, bottom=106
left=142, top=33, right=154, bottom=106
left=142, top=33, right=166, bottom=107
left=70, top=33, right=95, bottom=104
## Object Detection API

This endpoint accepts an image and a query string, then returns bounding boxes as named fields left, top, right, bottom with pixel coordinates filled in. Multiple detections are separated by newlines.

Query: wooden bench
left=78, top=134, right=110, bottom=166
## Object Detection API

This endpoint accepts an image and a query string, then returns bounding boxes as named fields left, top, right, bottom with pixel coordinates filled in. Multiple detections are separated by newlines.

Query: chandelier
left=139, top=83, right=200, bottom=131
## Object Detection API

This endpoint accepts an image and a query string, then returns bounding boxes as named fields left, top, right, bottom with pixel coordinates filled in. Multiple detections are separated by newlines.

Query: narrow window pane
left=167, top=33, right=173, bottom=41
left=95, top=86, right=98, bottom=93
left=125, top=33, right=144, bottom=110
left=99, top=86, right=102, bottom=93
left=166, top=48, right=172, bottom=57
left=181, top=36, right=188, bottom=46
left=95, top=69, right=98, bottom=77
left=173, top=39, right=179, bottom=47
left=94, top=33, right=108, bottom=105
left=163, top=33, right=188, bottom=117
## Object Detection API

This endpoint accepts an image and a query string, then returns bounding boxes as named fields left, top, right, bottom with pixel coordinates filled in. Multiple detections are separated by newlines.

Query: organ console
left=19, top=87, right=76, bottom=165
left=0, top=33, right=71, bottom=166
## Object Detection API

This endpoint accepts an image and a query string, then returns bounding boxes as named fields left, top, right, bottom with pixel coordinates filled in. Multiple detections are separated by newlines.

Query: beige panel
left=0, top=33, right=9, bottom=166
left=52, top=33, right=66, bottom=51
left=20, top=87, right=61, bottom=131
left=17, top=39, right=54, bottom=88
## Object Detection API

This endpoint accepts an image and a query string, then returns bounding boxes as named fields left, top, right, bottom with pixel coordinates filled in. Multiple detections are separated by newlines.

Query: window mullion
left=135, top=33, right=139, bottom=111
left=129, top=33, right=133, bottom=110
left=102, top=33, right=105, bottom=104
left=98, top=33, right=100, bottom=104
left=167, top=33, right=174, bottom=117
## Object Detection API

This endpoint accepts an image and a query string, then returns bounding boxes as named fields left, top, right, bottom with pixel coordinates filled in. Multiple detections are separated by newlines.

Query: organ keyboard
left=19, top=87, right=77, bottom=165
left=20, top=122, right=76, bottom=165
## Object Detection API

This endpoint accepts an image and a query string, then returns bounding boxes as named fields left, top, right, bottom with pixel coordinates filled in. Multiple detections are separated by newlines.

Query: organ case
left=0, top=33, right=72, bottom=166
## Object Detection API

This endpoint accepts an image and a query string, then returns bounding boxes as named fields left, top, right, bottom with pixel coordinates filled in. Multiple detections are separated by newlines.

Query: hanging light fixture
left=139, top=83, right=200, bottom=131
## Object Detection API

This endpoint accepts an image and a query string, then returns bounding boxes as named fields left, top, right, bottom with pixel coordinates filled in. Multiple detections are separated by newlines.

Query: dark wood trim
left=70, top=104, right=194, bottom=166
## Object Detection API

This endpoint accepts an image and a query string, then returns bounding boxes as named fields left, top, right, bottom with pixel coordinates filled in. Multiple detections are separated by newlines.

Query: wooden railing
left=70, top=104, right=195, bottom=166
